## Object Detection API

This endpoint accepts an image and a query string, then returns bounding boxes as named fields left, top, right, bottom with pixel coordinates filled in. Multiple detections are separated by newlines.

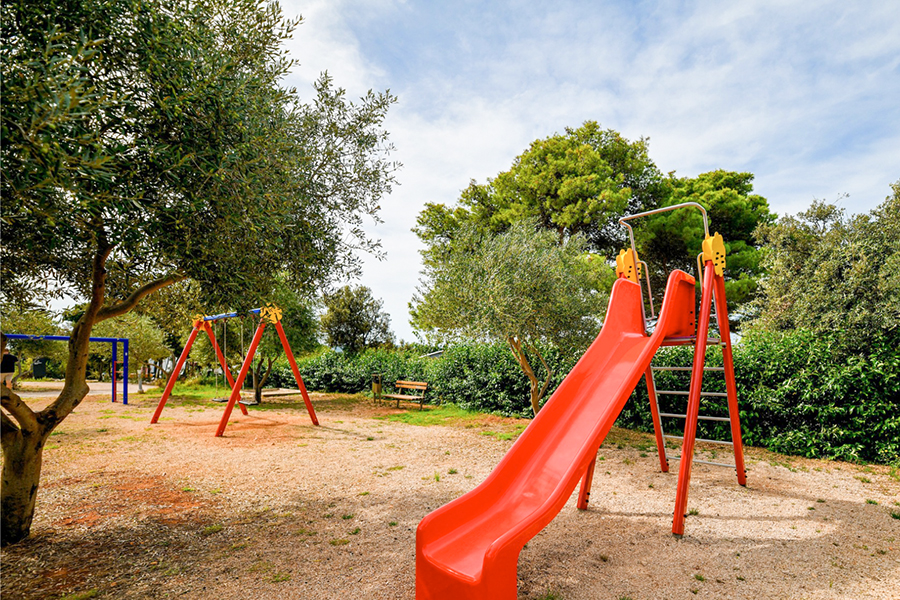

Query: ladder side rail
left=672, top=262, right=715, bottom=537
left=712, top=274, right=748, bottom=486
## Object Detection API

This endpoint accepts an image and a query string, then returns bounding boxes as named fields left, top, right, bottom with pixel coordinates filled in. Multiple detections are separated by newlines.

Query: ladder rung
left=651, top=366, right=725, bottom=372
left=670, top=456, right=737, bottom=469
left=659, top=413, right=731, bottom=423
left=661, top=336, right=724, bottom=346
left=656, top=390, right=728, bottom=397
left=664, top=435, right=733, bottom=446
left=695, top=437, right=734, bottom=446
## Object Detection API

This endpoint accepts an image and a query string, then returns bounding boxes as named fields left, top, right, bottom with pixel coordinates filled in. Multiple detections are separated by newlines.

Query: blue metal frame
left=4, top=334, right=130, bottom=404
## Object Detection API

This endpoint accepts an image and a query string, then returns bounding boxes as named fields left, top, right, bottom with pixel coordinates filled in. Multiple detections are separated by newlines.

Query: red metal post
left=713, top=275, right=747, bottom=486
left=202, top=323, right=247, bottom=416
left=274, top=320, right=319, bottom=426
left=151, top=325, right=201, bottom=424
left=576, top=456, right=597, bottom=510
left=215, top=321, right=267, bottom=437
left=645, top=368, right=669, bottom=472
left=672, top=262, right=715, bottom=536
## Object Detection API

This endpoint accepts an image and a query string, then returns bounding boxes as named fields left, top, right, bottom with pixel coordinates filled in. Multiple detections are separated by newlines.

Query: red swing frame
left=150, top=304, right=319, bottom=436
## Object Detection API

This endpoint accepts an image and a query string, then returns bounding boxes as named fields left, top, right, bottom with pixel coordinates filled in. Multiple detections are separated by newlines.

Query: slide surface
left=416, top=270, right=697, bottom=599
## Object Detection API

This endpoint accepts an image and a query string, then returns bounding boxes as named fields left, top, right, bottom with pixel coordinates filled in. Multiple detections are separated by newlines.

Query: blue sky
left=280, top=0, right=900, bottom=342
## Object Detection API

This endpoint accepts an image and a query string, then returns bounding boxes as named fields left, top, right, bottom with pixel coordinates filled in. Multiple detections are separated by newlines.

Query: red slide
left=416, top=269, right=698, bottom=599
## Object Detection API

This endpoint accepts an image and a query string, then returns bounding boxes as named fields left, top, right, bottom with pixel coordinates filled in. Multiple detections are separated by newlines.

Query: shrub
left=271, top=329, right=899, bottom=464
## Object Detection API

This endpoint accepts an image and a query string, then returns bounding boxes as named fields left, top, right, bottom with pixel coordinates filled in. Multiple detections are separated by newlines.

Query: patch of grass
left=389, top=521, right=398, bottom=527
left=433, top=472, right=441, bottom=482
left=890, top=510, right=900, bottom=520
left=60, top=591, right=99, bottom=600
left=341, top=514, right=354, bottom=520
left=358, top=491, right=370, bottom=496
left=480, top=425, right=527, bottom=441
left=866, top=499, right=878, bottom=505
left=387, top=465, right=405, bottom=471
left=248, top=561, right=273, bottom=573
left=694, top=573, right=705, bottom=581
left=201, top=524, right=223, bottom=536
left=349, top=527, right=361, bottom=535
left=182, top=487, right=195, bottom=493
left=329, top=538, right=349, bottom=546
left=688, top=508, right=699, bottom=516
left=270, top=572, right=291, bottom=583
left=448, top=468, right=458, bottom=475
left=855, top=476, right=872, bottom=484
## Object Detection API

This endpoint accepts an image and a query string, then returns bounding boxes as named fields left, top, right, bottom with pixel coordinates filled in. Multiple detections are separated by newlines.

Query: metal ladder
left=618, top=202, right=748, bottom=536
left=649, top=298, right=741, bottom=472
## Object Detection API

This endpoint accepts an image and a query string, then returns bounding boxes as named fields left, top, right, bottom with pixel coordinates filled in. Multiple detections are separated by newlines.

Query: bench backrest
left=395, top=380, right=428, bottom=391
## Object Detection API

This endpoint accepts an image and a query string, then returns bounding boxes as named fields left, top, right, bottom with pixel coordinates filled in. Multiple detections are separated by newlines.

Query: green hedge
left=271, top=330, right=899, bottom=464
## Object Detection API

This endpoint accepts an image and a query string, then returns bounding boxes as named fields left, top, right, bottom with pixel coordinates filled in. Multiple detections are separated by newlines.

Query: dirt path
left=2, top=392, right=898, bottom=599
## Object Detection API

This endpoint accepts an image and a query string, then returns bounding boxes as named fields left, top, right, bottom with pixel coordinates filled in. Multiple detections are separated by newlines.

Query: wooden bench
left=381, top=380, right=429, bottom=409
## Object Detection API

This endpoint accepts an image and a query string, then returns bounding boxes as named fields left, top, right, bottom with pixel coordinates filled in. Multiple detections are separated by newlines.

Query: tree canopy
left=411, top=220, right=605, bottom=415
left=0, top=0, right=397, bottom=544
left=413, top=125, right=771, bottom=322
left=321, top=285, right=394, bottom=355
left=632, top=170, right=774, bottom=319
left=413, top=121, right=665, bottom=263
left=748, top=180, right=900, bottom=355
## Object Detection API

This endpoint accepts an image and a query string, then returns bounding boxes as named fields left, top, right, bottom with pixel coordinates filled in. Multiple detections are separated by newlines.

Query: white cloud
left=279, top=0, right=900, bottom=342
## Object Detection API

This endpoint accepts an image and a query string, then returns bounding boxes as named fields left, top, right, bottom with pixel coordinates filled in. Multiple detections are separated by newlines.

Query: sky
left=278, top=0, right=900, bottom=343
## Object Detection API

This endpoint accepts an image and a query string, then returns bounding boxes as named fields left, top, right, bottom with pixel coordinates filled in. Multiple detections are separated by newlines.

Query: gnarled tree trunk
left=1, top=389, right=46, bottom=545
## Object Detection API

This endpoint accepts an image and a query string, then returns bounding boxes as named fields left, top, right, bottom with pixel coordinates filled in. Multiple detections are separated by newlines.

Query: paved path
left=11, top=380, right=155, bottom=399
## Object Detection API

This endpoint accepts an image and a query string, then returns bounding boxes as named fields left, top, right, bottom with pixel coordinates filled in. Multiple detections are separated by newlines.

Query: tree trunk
left=1, top=424, right=46, bottom=545
left=137, top=363, right=144, bottom=393
left=506, top=336, right=553, bottom=416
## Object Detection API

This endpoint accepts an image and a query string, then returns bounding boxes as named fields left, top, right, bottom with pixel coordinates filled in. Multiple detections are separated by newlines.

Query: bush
left=617, top=329, right=900, bottom=465
left=271, top=330, right=899, bottom=464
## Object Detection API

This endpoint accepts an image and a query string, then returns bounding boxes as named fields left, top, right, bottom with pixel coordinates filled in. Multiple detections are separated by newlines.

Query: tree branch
left=96, top=273, right=186, bottom=322
left=1, top=386, right=38, bottom=434
left=1, top=407, right=22, bottom=446
left=528, top=342, right=554, bottom=402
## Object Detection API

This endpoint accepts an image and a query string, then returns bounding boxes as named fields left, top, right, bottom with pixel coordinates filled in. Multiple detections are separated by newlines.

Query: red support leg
left=215, top=322, right=266, bottom=437
left=672, top=263, right=715, bottom=536
left=576, top=456, right=597, bottom=510
left=712, top=276, right=747, bottom=486
left=202, top=323, right=247, bottom=416
left=274, top=321, right=319, bottom=426
left=645, top=368, right=669, bottom=473
left=151, top=325, right=201, bottom=424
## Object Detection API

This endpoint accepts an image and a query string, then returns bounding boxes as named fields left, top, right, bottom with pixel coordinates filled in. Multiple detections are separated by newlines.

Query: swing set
left=150, top=304, right=319, bottom=436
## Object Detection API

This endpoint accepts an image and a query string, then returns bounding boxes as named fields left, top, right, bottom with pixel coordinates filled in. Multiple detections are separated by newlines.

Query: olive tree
left=411, top=221, right=606, bottom=415
left=0, top=0, right=397, bottom=544
left=749, top=181, right=900, bottom=355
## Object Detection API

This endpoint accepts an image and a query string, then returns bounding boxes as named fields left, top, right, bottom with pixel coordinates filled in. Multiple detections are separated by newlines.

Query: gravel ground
left=2, top=391, right=898, bottom=600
